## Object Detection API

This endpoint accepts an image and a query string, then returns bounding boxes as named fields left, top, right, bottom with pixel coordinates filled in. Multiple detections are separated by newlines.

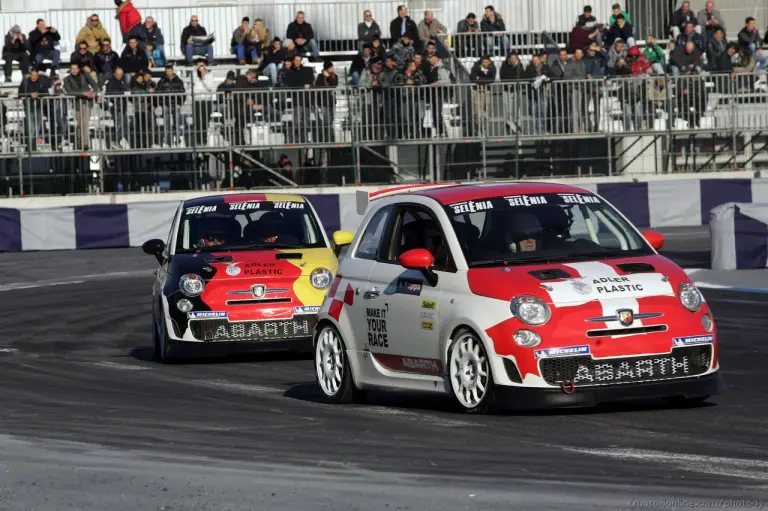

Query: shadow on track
left=282, top=381, right=717, bottom=416
left=128, top=346, right=312, bottom=365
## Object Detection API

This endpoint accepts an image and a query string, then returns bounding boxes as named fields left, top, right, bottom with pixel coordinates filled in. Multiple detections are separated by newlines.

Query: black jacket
left=105, top=77, right=129, bottom=95
left=500, top=59, right=526, bottom=81
left=139, top=24, right=164, bottom=47
left=350, top=53, right=370, bottom=75
left=120, top=47, right=149, bottom=74
left=671, top=8, right=697, bottom=31
left=469, top=61, right=497, bottom=86
left=738, top=27, right=760, bottom=51
left=180, top=24, right=207, bottom=49
left=156, top=74, right=186, bottom=105
left=286, top=21, right=315, bottom=42
left=3, top=32, right=27, bottom=53
left=93, top=50, right=120, bottom=75
left=17, top=76, right=48, bottom=102
left=28, top=27, right=60, bottom=55
left=358, top=21, right=381, bottom=42
left=284, top=65, right=315, bottom=88
left=70, top=50, right=95, bottom=70
left=605, top=22, right=634, bottom=48
left=389, top=16, right=419, bottom=45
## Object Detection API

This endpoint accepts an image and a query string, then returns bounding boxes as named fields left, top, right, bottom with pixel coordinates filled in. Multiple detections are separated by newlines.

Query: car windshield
left=175, top=200, right=326, bottom=253
left=444, top=191, right=654, bottom=267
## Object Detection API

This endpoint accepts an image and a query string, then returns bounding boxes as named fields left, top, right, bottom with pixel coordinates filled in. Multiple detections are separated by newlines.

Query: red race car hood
left=467, top=255, right=689, bottom=305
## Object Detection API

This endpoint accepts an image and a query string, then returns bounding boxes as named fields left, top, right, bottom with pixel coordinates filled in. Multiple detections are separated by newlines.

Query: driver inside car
left=506, top=213, right=544, bottom=253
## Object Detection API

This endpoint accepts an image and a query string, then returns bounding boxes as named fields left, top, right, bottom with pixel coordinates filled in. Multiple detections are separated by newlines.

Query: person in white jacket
left=192, top=62, right=216, bottom=146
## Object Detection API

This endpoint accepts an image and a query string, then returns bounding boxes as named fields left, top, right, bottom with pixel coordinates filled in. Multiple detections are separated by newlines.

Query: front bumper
left=494, top=371, right=726, bottom=410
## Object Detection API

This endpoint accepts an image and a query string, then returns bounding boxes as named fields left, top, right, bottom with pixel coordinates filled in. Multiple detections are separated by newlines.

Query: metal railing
left=2, top=70, right=768, bottom=195
left=1, top=0, right=764, bottom=60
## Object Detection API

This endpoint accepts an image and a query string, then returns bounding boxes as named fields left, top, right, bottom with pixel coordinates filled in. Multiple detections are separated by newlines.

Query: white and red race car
left=313, top=183, right=725, bottom=413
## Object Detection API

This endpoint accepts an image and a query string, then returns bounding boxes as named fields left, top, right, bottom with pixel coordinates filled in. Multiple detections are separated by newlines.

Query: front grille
left=586, top=325, right=668, bottom=337
left=225, top=298, right=292, bottom=306
left=189, top=316, right=315, bottom=342
left=539, top=345, right=712, bottom=387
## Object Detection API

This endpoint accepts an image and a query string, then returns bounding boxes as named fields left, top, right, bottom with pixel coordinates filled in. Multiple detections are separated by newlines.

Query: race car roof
left=415, top=182, right=592, bottom=205
left=184, top=193, right=306, bottom=208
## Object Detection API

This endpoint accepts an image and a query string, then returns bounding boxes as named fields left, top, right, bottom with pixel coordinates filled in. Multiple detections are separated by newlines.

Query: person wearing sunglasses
left=76, top=13, right=111, bottom=53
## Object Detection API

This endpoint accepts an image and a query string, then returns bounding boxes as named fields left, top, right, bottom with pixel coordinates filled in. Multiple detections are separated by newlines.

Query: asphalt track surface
left=1, top=226, right=767, bottom=510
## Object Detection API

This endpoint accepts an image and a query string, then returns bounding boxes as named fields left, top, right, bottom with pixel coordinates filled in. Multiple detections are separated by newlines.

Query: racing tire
left=153, top=313, right=176, bottom=364
left=314, top=324, right=366, bottom=404
left=448, top=328, right=495, bottom=414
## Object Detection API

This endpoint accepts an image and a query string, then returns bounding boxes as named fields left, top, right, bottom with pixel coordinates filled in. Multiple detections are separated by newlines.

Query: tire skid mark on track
left=561, top=447, right=768, bottom=482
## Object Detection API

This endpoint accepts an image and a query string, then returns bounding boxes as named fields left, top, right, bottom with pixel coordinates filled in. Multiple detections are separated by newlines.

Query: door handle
left=363, top=289, right=380, bottom=299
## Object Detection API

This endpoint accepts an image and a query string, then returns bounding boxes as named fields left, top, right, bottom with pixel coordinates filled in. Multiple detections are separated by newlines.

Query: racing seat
left=452, top=221, right=480, bottom=257
left=243, top=212, right=302, bottom=245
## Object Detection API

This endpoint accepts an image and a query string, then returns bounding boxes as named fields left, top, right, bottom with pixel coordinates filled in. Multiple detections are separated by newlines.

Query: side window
left=354, top=207, right=391, bottom=260
left=388, top=206, right=455, bottom=272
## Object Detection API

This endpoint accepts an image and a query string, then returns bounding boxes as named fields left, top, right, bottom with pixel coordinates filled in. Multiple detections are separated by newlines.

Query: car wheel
left=314, top=324, right=365, bottom=404
left=153, top=313, right=175, bottom=364
left=448, top=329, right=494, bottom=414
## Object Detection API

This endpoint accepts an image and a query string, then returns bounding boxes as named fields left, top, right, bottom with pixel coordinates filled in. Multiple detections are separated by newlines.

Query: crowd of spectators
left=3, top=1, right=768, bottom=148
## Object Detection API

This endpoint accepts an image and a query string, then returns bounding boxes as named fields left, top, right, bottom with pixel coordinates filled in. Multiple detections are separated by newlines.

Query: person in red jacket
left=628, top=45, right=651, bottom=75
left=115, top=0, right=142, bottom=45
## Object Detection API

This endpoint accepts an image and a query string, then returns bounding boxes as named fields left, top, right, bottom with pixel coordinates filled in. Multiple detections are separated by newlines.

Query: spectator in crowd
left=730, top=44, right=756, bottom=76
left=140, top=17, right=165, bottom=65
left=567, top=48, right=587, bottom=132
left=231, top=68, right=272, bottom=146
left=469, top=55, right=496, bottom=125
left=115, top=0, right=142, bottom=45
left=392, top=34, right=416, bottom=70
left=425, top=52, right=450, bottom=135
left=395, top=58, right=426, bottom=85
left=129, top=69, right=155, bottom=149
left=643, top=35, right=666, bottom=74
left=314, top=60, right=338, bottom=141
left=675, top=22, right=706, bottom=54
left=605, top=14, right=635, bottom=48
left=232, top=17, right=256, bottom=64
left=628, top=45, right=651, bottom=75
left=156, top=63, right=186, bottom=146
left=77, top=14, right=110, bottom=53
left=71, top=40, right=97, bottom=81
left=584, top=41, right=606, bottom=131
left=710, top=41, right=735, bottom=74
left=286, top=11, right=319, bottom=58
left=360, top=55, right=384, bottom=88
left=63, top=62, right=99, bottom=151
left=370, top=35, right=384, bottom=59
left=181, top=15, right=214, bottom=67
left=259, top=37, right=292, bottom=85
left=193, top=62, right=216, bottom=146
left=669, top=40, right=702, bottom=76
left=566, top=48, right=586, bottom=78
left=578, top=5, right=597, bottom=25
left=418, top=10, right=448, bottom=56
left=358, top=10, right=381, bottom=50
left=2, top=25, right=29, bottom=83
left=738, top=17, right=767, bottom=71
left=500, top=52, right=525, bottom=80
left=525, top=55, right=552, bottom=135
left=671, top=1, right=698, bottom=40
left=707, top=27, right=727, bottom=69
left=246, top=19, right=270, bottom=64
left=607, top=39, right=628, bottom=75
left=93, top=38, right=120, bottom=84
left=481, top=5, right=508, bottom=56
left=216, top=70, right=237, bottom=119
left=609, top=3, right=631, bottom=25
left=381, top=54, right=398, bottom=85
left=390, top=5, right=420, bottom=50
left=104, top=66, right=130, bottom=148
left=276, top=56, right=294, bottom=87
left=17, top=67, right=47, bottom=150
left=697, top=1, right=725, bottom=41
left=550, top=48, right=569, bottom=79
left=569, top=19, right=594, bottom=54
left=456, top=12, right=480, bottom=58
left=29, top=19, right=61, bottom=75
left=350, top=43, right=372, bottom=86
left=285, top=54, right=315, bottom=143
left=121, top=36, right=149, bottom=85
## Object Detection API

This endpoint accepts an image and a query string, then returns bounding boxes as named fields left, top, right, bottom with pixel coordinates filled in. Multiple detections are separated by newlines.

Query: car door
left=340, top=205, right=395, bottom=353
left=362, top=203, right=451, bottom=375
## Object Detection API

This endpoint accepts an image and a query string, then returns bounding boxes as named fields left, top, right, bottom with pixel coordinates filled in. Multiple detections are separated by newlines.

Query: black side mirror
left=142, top=238, right=165, bottom=265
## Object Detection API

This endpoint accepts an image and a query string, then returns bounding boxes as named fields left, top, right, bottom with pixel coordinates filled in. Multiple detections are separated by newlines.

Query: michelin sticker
left=294, top=306, right=321, bottom=314
left=366, top=307, right=388, bottom=348
left=673, top=334, right=714, bottom=347
left=534, top=345, right=591, bottom=359
left=188, top=311, right=228, bottom=319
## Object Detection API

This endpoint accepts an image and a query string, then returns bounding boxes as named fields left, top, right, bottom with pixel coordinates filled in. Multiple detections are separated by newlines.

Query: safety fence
left=2, top=71, right=768, bottom=195
left=0, top=0, right=762, bottom=60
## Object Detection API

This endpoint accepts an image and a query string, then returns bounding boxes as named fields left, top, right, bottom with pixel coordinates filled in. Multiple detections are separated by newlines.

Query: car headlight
left=678, top=282, right=702, bottom=312
left=310, top=268, right=333, bottom=289
left=179, top=274, right=205, bottom=297
left=510, top=295, right=551, bottom=326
